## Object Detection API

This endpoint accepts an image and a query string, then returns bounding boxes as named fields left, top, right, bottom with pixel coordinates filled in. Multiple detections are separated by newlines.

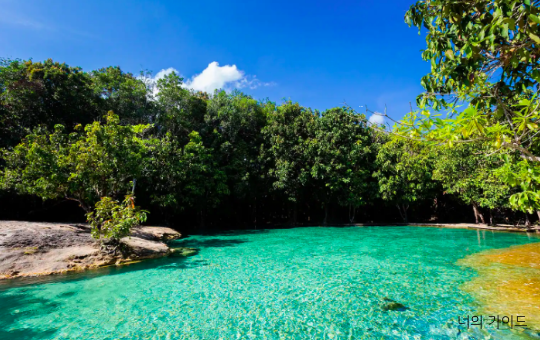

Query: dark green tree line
left=1, top=56, right=537, bottom=238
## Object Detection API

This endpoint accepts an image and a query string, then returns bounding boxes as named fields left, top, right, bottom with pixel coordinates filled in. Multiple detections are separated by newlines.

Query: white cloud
left=368, top=112, right=385, bottom=125
left=184, top=62, right=243, bottom=93
left=146, top=62, right=274, bottom=96
left=184, top=61, right=274, bottom=93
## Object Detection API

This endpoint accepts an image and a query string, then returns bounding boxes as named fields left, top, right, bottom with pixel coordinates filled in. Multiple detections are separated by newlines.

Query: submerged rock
left=380, top=297, right=408, bottom=312
left=169, top=247, right=198, bottom=257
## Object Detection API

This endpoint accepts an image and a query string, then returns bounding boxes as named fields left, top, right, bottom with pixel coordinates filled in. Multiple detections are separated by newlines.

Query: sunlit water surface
left=1, top=226, right=539, bottom=339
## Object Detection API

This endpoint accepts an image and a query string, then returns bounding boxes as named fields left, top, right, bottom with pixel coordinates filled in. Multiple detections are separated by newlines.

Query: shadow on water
left=188, top=228, right=271, bottom=237
left=0, top=252, right=208, bottom=292
left=0, top=254, right=215, bottom=337
left=0, top=234, right=256, bottom=335
left=0, top=291, right=59, bottom=340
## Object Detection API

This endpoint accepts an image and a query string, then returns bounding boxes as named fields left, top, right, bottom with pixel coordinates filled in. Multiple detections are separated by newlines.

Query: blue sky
left=0, top=0, right=429, bottom=124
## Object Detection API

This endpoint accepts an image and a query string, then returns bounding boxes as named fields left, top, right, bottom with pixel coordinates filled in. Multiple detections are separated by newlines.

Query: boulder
left=121, top=237, right=170, bottom=259
left=131, top=226, right=182, bottom=241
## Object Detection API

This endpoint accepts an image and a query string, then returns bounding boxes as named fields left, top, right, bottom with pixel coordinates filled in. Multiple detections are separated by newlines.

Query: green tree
left=205, top=91, right=268, bottom=223
left=402, top=0, right=540, bottom=214
left=262, top=101, right=316, bottom=224
left=148, top=131, right=229, bottom=229
left=497, top=158, right=540, bottom=221
left=87, top=195, right=148, bottom=244
left=1, top=112, right=154, bottom=213
left=0, top=58, right=99, bottom=148
left=152, top=71, right=207, bottom=139
left=310, top=107, right=375, bottom=224
left=433, top=143, right=511, bottom=224
left=374, top=137, right=438, bottom=222
left=91, top=66, right=154, bottom=124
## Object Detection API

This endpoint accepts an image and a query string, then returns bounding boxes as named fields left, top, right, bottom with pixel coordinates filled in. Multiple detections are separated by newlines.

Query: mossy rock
left=169, top=247, right=198, bottom=257
left=380, top=297, right=408, bottom=312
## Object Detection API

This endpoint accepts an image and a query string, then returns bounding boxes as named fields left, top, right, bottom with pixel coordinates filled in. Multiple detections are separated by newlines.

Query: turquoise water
left=1, top=226, right=539, bottom=340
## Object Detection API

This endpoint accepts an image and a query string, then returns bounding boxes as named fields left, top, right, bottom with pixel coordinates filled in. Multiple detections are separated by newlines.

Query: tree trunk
left=67, top=197, right=91, bottom=214
left=472, top=202, right=484, bottom=224
left=403, top=205, right=409, bottom=223
left=478, top=210, right=485, bottom=224
left=525, top=214, right=531, bottom=228
left=396, top=204, right=408, bottom=223
left=432, top=198, right=438, bottom=221
left=396, top=204, right=403, bottom=222
left=537, top=210, right=540, bottom=222
left=489, top=210, right=493, bottom=226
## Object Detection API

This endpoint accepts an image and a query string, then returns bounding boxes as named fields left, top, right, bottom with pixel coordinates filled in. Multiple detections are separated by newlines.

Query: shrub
left=87, top=195, right=148, bottom=242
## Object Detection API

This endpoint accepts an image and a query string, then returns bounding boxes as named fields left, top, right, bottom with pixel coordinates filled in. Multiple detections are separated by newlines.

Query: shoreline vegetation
left=1, top=221, right=538, bottom=281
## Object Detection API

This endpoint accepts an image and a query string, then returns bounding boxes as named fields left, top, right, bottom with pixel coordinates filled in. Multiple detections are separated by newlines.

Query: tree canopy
left=2, top=49, right=539, bottom=236
left=399, top=0, right=540, bottom=216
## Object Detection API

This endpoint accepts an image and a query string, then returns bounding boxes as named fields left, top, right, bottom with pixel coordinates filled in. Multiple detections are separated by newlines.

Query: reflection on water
left=460, top=240, right=540, bottom=331
left=0, top=226, right=539, bottom=339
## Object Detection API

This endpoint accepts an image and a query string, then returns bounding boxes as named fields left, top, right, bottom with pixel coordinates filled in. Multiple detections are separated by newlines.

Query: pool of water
left=1, top=226, right=539, bottom=339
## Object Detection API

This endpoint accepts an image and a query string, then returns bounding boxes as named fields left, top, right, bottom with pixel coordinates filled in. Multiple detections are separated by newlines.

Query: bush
left=87, top=195, right=148, bottom=242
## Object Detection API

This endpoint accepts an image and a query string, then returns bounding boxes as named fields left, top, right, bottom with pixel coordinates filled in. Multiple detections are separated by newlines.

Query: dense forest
left=1, top=0, right=540, bottom=239
left=0, top=58, right=533, bottom=235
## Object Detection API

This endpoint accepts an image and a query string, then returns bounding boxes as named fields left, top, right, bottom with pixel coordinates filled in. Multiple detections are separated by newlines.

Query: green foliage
left=2, top=55, right=537, bottom=227
left=0, top=58, right=98, bottom=148
left=262, top=103, right=379, bottom=223
left=497, top=159, right=540, bottom=213
left=1, top=125, right=71, bottom=202
left=205, top=90, right=268, bottom=200
left=433, top=143, right=511, bottom=222
left=87, top=195, right=148, bottom=240
left=0, top=59, right=156, bottom=149
left=1, top=112, right=154, bottom=212
left=402, top=0, right=540, bottom=214
left=91, top=66, right=154, bottom=124
left=310, top=107, right=375, bottom=211
left=153, top=71, right=207, bottom=138
left=433, top=143, right=510, bottom=208
left=374, top=137, right=438, bottom=222
left=148, top=131, right=229, bottom=217
left=262, top=101, right=317, bottom=203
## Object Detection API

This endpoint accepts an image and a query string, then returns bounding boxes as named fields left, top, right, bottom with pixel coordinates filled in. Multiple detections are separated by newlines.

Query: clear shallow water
left=1, top=226, right=539, bottom=340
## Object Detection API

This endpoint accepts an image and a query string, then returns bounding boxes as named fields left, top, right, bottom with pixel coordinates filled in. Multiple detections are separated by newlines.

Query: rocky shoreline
left=0, top=221, right=182, bottom=279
